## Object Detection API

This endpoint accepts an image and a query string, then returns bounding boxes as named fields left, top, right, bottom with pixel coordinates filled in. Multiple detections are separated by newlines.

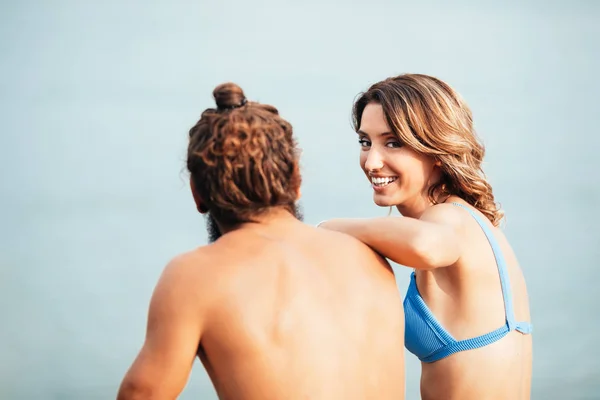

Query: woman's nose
left=364, top=148, right=384, bottom=171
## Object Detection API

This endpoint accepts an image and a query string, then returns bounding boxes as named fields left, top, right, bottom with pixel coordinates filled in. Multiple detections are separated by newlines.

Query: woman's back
left=410, top=200, right=532, bottom=399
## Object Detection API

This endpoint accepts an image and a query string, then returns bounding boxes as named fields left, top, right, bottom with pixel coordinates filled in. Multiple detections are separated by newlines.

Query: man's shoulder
left=309, top=224, right=391, bottom=266
left=310, top=222, right=368, bottom=246
left=152, top=244, right=238, bottom=311
left=159, top=245, right=229, bottom=286
left=165, top=245, right=214, bottom=272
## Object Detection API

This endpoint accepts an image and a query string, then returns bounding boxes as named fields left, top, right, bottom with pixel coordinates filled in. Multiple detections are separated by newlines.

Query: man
left=117, top=83, right=405, bottom=399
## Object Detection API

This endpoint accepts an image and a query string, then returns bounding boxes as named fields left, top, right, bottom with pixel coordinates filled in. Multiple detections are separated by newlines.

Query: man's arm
left=117, top=254, right=207, bottom=400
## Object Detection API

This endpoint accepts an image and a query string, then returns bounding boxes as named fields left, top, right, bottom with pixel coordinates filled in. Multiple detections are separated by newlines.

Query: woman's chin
left=373, top=195, right=397, bottom=208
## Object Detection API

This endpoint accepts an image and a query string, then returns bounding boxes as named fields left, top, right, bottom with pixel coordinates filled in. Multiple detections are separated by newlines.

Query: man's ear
left=190, top=178, right=208, bottom=214
left=293, top=163, right=302, bottom=201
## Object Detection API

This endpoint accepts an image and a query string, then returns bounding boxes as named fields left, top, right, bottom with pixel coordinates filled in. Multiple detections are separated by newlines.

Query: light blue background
left=1, top=1, right=598, bottom=398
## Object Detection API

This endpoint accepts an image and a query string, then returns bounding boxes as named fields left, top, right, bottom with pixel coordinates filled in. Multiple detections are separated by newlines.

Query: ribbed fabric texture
left=404, top=203, right=532, bottom=363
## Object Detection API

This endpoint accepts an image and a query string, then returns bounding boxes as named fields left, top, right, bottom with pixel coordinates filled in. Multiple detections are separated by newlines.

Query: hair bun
left=213, top=82, right=247, bottom=110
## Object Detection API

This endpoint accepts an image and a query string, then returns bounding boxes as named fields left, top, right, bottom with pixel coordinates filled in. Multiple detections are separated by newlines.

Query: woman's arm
left=318, top=204, right=464, bottom=270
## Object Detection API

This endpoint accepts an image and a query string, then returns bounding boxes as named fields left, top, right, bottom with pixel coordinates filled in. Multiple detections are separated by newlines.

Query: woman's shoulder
left=420, top=201, right=470, bottom=229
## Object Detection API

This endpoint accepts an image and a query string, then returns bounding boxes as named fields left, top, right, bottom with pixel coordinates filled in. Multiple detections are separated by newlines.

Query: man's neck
left=217, top=207, right=299, bottom=236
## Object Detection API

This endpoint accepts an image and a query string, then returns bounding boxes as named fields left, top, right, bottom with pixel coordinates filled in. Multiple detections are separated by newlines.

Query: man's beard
left=204, top=213, right=222, bottom=244
left=204, top=202, right=304, bottom=243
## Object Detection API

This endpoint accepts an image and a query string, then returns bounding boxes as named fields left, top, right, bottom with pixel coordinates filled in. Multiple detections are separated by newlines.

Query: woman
left=319, top=74, right=532, bottom=399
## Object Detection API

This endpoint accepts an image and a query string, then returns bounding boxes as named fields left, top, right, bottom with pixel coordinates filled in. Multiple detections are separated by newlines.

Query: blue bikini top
left=403, top=203, right=532, bottom=363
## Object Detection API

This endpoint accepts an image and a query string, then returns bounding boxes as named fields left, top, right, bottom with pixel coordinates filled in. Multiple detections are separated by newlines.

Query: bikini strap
left=450, top=203, right=517, bottom=330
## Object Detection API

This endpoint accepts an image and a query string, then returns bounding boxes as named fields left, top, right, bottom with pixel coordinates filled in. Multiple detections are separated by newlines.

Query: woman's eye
left=358, top=139, right=371, bottom=147
left=386, top=141, right=402, bottom=148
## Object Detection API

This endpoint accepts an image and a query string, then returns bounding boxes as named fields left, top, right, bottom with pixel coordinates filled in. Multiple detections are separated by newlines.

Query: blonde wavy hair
left=352, top=73, right=504, bottom=226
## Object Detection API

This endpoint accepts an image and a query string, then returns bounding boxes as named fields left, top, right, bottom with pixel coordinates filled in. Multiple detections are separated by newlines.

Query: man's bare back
left=118, top=213, right=405, bottom=400
left=195, top=215, right=404, bottom=399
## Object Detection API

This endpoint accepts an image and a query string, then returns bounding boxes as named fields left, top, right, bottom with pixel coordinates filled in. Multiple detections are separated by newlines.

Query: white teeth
left=371, top=176, right=398, bottom=187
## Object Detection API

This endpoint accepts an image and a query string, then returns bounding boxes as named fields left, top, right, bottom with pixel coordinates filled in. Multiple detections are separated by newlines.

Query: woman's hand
left=316, top=218, right=354, bottom=232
